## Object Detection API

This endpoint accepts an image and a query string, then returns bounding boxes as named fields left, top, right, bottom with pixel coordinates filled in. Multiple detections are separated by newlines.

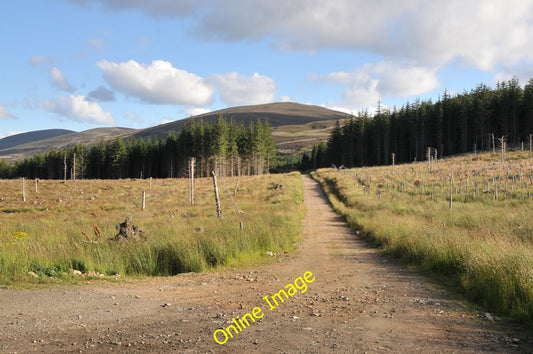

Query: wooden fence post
left=73, top=153, right=76, bottom=181
left=22, top=177, right=26, bottom=202
left=63, top=154, right=67, bottom=182
left=233, top=176, right=240, bottom=196
left=189, top=157, right=195, bottom=205
left=499, top=136, right=506, bottom=169
left=212, top=171, right=223, bottom=218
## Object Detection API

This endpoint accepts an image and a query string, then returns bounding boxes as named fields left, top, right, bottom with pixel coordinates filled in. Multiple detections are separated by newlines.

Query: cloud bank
left=71, top=0, right=533, bottom=73
left=68, top=0, right=533, bottom=113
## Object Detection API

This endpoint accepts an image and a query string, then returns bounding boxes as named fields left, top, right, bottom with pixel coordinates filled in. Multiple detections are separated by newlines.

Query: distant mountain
left=0, top=129, right=74, bottom=151
left=0, top=127, right=136, bottom=162
left=134, top=102, right=347, bottom=141
left=0, top=102, right=348, bottom=162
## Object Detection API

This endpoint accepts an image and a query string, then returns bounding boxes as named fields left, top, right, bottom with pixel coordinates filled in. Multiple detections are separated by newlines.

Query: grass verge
left=312, top=152, right=533, bottom=323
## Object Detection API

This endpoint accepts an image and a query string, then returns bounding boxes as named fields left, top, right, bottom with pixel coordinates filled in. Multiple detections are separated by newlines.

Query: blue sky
left=1, top=0, right=533, bottom=138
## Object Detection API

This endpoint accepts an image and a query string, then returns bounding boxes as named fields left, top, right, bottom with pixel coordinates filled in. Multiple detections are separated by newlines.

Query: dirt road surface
left=1, top=175, right=531, bottom=353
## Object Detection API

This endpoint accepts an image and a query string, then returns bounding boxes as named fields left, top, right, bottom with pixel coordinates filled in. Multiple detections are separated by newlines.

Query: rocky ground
left=1, top=175, right=531, bottom=353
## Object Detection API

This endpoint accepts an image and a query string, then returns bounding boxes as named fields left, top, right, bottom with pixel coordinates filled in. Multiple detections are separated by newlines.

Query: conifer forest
left=304, top=78, right=533, bottom=169
left=1, top=116, right=276, bottom=179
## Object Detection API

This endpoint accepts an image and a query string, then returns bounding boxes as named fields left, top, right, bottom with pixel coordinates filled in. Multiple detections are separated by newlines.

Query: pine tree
left=210, top=114, right=229, bottom=175
left=327, top=120, right=343, bottom=166
left=227, top=119, right=240, bottom=176
left=262, top=119, right=276, bottom=173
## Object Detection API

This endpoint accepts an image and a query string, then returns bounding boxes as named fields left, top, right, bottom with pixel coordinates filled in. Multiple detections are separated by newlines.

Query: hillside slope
left=0, top=129, right=74, bottom=150
left=133, top=102, right=347, bottom=141
left=0, top=127, right=135, bottom=162
left=0, top=102, right=347, bottom=162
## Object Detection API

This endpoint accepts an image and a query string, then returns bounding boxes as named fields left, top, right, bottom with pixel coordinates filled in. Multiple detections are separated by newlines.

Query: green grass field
left=313, top=151, right=533, bottom=323
left=0, top=172, right=304, bottom=286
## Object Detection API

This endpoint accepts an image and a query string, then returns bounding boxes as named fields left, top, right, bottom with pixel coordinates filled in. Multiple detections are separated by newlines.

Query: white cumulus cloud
left=97, top=59, right=214, bottom=106
left=41, top=95, right=114, bottom=125
left=51, top=67, right=75, bottom=92
left=324, top=61, right=440, bottom=109
left=209, top=72, right=275, bottom=106
left=373, top=62, right=440, bottom=97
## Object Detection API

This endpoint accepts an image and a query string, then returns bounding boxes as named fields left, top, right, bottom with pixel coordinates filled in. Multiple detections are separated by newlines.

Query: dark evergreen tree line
left=305, top=77, right=533, bottom=169
left=1, top=115, right=276, bottom=179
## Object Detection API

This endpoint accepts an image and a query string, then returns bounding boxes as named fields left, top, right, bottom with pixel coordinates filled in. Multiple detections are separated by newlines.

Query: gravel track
left=1, top=175, right=531, bottom=353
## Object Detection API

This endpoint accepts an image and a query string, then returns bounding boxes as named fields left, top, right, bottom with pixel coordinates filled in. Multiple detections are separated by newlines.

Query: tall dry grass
left=313, top=151, right=533, bottom=322
left=0, top=172, right=304, bottom=285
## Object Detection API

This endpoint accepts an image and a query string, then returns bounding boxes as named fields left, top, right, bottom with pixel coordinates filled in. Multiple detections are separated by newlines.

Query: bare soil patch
left=1, top=175, right=531, bottom=353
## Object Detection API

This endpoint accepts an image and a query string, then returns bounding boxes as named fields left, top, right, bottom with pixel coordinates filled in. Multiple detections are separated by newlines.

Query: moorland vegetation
left=0, top=173, right=304, bottom=285
left=313, top=151, right=533, bottom=322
